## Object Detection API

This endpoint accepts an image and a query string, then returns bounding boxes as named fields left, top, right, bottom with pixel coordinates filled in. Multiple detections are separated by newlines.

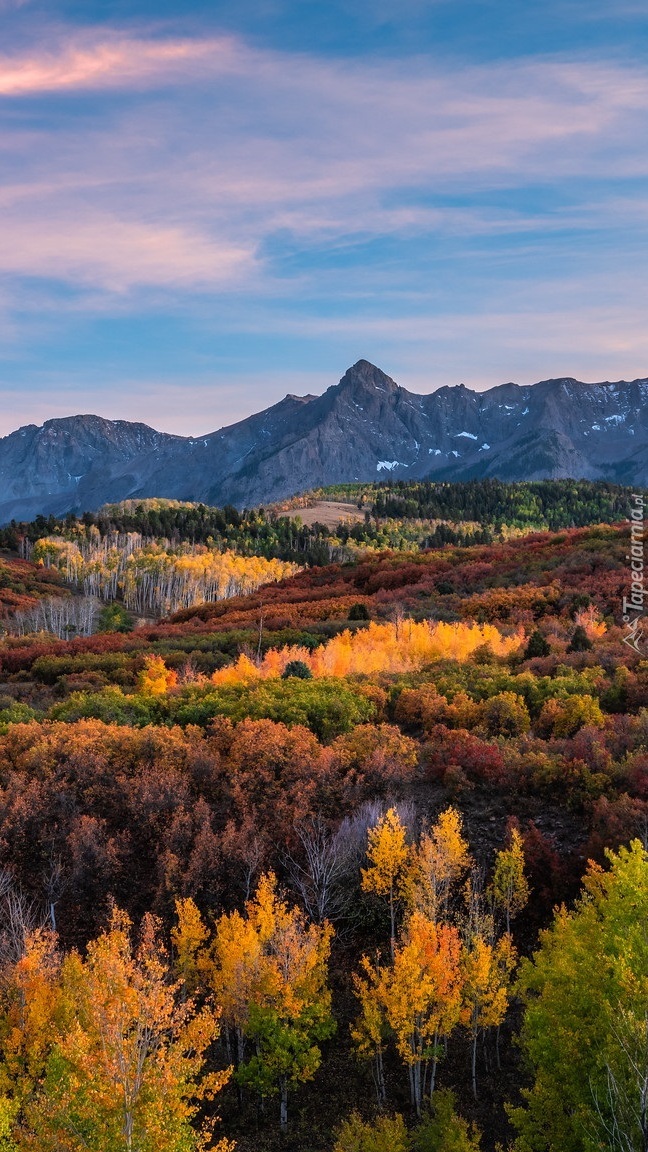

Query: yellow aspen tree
left=461, top=931, right=515, bottom=1099
left=405, top=807, right=471, bottom=919
left=28, top=907, right=231, bottom=1152
left=138, top=655, right=178, bottom=696
left=207, top=874, right=335, bottom=1133
left=235, top=875, right=335, bottom=1132
left=350, top=953, right=390, bottom=1106
left=171, top=897, right=210, bottom=995
left=0, top=929, right=62, bottom=1140
left=380, top=913, right=463, bottom=1114
left=492, top=827, right=530, bottom=934
left=361, top=808, right=410, bottom=957
left=204, top=905, right=264, bottom=1075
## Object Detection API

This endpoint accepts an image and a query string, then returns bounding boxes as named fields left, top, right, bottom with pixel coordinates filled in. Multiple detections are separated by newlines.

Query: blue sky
left=0, top=0, right=647, bottom=434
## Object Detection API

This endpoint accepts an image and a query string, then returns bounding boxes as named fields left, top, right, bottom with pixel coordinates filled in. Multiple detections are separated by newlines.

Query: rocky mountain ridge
left=2, top=360, right=647, bottom=522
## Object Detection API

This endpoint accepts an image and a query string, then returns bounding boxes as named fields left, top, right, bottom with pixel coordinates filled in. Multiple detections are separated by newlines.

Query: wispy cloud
left=0, top=32, right=240, bottom=96
left=0, top=20, right=646, bottom=422
left=0, top=210, right=253, bottom=291
left=0, top=31, right=647, bottom=293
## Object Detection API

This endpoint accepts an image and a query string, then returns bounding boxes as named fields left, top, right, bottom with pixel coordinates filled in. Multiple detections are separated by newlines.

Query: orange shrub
left=210, top=620, right=523, bottom=687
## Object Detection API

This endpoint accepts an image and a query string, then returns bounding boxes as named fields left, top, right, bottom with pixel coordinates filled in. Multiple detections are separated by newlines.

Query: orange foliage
left=211, top=620, right=522, bottom=687
left=458, top=583, right=562, bottom=623
left=574, top=604, right=607, bottom=638
left=138, top=654, right=178, bottom=695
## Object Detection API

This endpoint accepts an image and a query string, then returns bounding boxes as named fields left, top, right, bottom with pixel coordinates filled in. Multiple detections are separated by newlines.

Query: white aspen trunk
left=280, top=1078, right=288, bottom=1133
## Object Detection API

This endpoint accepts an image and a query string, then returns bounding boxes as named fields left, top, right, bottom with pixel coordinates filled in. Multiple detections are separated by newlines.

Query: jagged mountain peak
left=0, top=362, right=647, bottom=522
left=334, top=359, right=401, bottom=395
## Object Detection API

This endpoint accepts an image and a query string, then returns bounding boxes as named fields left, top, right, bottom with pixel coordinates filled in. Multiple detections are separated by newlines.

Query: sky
left=0, top=0, right=647, bottom=435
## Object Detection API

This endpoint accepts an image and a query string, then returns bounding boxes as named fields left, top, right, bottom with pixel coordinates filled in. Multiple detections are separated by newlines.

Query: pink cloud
left=0, top=32, right=238, bottom=96
left=0, top=211, right=253, bottom=290
left=0, top=29, right=647, bottom=294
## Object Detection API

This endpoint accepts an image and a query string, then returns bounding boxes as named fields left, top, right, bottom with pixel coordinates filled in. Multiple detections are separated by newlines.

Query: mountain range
left=2, top=359, right=648, bottom=523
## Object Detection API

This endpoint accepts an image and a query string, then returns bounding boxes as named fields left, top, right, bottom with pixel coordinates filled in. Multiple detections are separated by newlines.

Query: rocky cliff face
left=2, top=360, right=647, bottom=521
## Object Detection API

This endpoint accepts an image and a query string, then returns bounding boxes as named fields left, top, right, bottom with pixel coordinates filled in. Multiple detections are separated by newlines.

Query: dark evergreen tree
left=525, top=629, right=551, bottom=658
left=567, top=625, right=592, bottom=652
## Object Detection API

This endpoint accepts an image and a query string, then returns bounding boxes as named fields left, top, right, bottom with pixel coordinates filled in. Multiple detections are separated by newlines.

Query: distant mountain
left=2, top=360, right=648, bottom=522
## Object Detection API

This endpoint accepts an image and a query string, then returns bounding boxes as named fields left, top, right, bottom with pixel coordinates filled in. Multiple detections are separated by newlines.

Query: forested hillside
left=311, top=477, right=637, bottom=528
left=1, top=479, right=639, bottom=566
left=0, top=509, right=644, bottom=1151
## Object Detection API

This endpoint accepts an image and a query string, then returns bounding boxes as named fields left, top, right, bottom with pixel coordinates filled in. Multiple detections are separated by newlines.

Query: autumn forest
left=0, top=481, right=644, bottom=1152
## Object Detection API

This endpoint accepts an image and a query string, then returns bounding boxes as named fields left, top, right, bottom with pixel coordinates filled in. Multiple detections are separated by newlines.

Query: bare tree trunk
left=280, top=1078, right=288, bottom=1133
left=389, top=882, right=396, bottom=961
left=373, top=1048, right=386, bottom=1107
left=413, top=1059, right=422, bottom=1116
left=236, top=1027, right=245, bottom=1108
left=430, top=1029, right=440, bottom=1099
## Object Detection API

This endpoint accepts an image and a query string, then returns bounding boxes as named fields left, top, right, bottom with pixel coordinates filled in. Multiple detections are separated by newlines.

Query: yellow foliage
left=461, top=933, right=516, bottom=1034
left=351, top=955, right=389, bottom=1063
left=208, top=908, right=265, bottom=1034
left=58, top=908, right=227, bottom=1151
left=11, top=909, right=231, bottom=1152
left=0, top=930, right=61, bottom=1107
left=404, top=807, right=472, bottom=918
left=492, top=828, right=530, bottom=932
left=352, top=913, right=464, bottom=1112
left=138, top=654, right=178, bottom=696
left=361, top=807, right=410, bottom=897
left=362, top=808, right=410, bottom=951
left=172, top=898, right=210, bottom=994
left=211, top=619, right=523, bottom=686
left=209, top=653, right=261, bottom=688
left=32, top=534, right=299, bottom=616
left=380, top=913, right=464, bottom=1067
left=205, top=873, right=333, bottom=1030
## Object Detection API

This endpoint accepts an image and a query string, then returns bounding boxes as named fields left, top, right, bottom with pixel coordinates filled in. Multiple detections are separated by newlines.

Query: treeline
left=2, top=500, right=337, bottom=564
left=0, top=479, right=639, bottom=565
left=315, top=478, right=639, bottom=529
left=3, top=501, right=492, bottom=563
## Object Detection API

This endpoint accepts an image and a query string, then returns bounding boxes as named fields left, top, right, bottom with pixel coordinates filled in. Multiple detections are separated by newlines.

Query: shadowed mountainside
left=2, top=359, right=648, bottom=521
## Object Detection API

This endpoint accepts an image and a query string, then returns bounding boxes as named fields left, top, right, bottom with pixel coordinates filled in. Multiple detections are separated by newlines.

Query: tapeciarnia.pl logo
left=623, top=493, right=646, bottom=654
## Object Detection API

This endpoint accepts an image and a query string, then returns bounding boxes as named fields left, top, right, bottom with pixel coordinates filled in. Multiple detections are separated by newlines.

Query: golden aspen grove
left=0, top=484, right=644, bottom=1151
left=30, top=533, right=298, bottom=617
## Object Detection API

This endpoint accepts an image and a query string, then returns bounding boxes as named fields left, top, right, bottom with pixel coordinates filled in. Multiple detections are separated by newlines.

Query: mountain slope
left=2, top=360, right=648, bottom=521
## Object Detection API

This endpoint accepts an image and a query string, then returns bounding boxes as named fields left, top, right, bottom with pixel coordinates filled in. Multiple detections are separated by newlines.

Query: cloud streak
left=0, top=32, right=240, bottom=95
left=0, top=211, right=253, bottom=291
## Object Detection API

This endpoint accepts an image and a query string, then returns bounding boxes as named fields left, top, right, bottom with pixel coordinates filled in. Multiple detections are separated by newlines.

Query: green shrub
left=49, top=687, right=159, bottom=726
left=348, top=603, right=370, bottom=621
left=334, top=1113, right=408, bottom=1152
left=281, top=660, right=313, bottom=680
left=170, top=677, right=375, bottom=740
